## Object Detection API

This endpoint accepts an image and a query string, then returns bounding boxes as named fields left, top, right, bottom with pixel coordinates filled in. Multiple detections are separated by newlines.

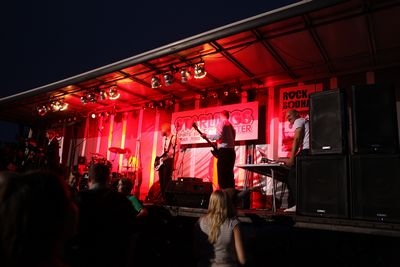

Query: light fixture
left=163, top=73, right=174, bottom=86
left=180, top=68, right=190, bottom=83
left=108, top=86, right=120, bottom=100
left=194, top=62, right=207, bottom=79
left=99, top=90, right=107, bottom=100
left=50, top=98, right=68, bottom=111
left=87, top=92, right=97, bottom=103
left=151, top=75, right=161, bottom=89
left=81, top=95, right=88, bottom=104
left=37, top=105, right=48, bottom=116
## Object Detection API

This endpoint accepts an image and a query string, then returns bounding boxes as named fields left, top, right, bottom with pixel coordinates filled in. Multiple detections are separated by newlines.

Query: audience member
left=117, top=177, right=148, bottom=218
left=73, top=163, right=137, bottom=267
left=194, top=189, right=246, bottom=267
left=0, top=170, right=78, bottom=267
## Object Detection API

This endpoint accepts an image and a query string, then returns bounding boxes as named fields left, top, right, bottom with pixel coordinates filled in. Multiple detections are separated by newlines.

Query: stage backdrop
left=278, top=84, right=322, bottom=158
left=171, top=101, right=259, bottom=145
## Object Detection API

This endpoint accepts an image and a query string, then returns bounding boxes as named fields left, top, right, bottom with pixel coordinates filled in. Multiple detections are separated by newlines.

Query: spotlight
left=180, top=68, right=190, bottom=83
left=194, top=62, right=207, bottom=79
left=108, top=86, right=120, bottom=100
left=81, top=95, right=88, bottom=104
left=163, top=73, right=174, bottom=86
left=87, top=92, right=97, bottom=103
left=91, top=113, right=96, bottom=119
left=99, top=90, right=108, bottom=100
left=151, top=75, right=161, bottom=89
left=50, top=99, right=68, bottom=111
left=37, top=105, right=48, bottom=116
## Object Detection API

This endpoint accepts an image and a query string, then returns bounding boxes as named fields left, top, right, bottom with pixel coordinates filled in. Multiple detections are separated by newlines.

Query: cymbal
left=108, top=147, right=126, bottom=154
left=91, top=152, right=104, bottom=158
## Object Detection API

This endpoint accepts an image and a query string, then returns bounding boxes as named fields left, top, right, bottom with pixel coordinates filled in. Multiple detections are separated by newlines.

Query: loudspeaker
left=350, top=154, right=400, bottom=222
left=165, top=178, right=213, bottom=208
left=310, top=89, right=347, bottom=155
left=351, top=83, right=399, bottom=154
left=297, top=155, right=349, bottom=218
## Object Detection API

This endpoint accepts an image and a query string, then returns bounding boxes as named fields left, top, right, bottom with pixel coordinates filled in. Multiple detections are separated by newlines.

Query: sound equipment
left=350, top=154, right=400, bottom=222
left=297, top=155, right=349, bottom=218
left=165, top=178, right=213, bottom=208
left=351, top=83, right=399, bottom=154
left=310, top=89, right=347, bottom=155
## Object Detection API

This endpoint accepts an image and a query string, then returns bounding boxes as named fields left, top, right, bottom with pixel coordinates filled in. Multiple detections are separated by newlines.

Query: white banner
left=172, top=101, right=259, bottom=145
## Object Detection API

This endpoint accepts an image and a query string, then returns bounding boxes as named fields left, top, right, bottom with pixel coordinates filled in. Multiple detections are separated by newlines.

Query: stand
left=236, top=163, right=289, bottom=212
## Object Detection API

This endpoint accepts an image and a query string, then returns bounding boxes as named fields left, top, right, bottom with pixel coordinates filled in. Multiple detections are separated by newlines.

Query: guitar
left=192, top=122, right=219, bottom=158
left=154, top=151, right=168, bottom=171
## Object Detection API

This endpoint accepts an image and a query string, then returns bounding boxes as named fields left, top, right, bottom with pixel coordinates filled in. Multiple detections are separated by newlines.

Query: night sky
left=1, top=0, right=297, bottom=141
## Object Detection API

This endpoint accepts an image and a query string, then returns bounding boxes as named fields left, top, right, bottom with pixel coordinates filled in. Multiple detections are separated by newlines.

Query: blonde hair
left=206, top=189, right=235, bottom=244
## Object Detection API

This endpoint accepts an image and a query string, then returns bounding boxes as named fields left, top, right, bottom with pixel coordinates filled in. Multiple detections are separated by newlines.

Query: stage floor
left=159, top=204, right=400, bottom=238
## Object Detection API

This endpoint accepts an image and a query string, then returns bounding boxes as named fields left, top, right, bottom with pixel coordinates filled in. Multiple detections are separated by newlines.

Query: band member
left=155, top=123, right=177, bottom=201
left=202, top=110, right=236, bottom=189
left=45, top=129, right=60, bottom=171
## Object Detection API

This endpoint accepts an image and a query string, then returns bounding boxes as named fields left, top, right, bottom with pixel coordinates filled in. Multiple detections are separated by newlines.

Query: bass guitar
left=192, top=122, right=219, bottom=158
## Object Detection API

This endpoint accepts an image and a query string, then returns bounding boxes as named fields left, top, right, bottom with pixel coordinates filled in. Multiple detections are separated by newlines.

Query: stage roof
left=1, top=0, right=399, bottom=125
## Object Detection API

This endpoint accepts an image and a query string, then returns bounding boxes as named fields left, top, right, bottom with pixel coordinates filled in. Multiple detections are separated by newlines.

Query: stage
left=162, top=204, right=400, bottom=238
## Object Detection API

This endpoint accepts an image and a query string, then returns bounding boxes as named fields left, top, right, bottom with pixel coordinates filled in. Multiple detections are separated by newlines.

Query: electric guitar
left=192, top=122, right=219, bottom=158
left=154, top=151, right=168, bottom=171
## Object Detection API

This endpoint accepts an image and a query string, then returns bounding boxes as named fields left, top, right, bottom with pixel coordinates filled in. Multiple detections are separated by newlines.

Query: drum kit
left=88, top=147, right=136, bottom=178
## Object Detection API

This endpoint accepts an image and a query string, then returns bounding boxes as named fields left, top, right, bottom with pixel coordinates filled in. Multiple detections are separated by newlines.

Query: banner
left=172, top=101, right=259, bottom=145
left=278, top=84, right=322, bottom=157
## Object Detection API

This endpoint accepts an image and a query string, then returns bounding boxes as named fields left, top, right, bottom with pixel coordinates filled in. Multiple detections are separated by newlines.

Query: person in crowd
left=155, top=122, right=177, bottom=201
left=45, top=129, right=61, bottom=171
left=0, top=170, right=78, bottom=267
left=117, top=177, right=148, bottom=218
left=282, top=109, right=310, bottom=212
left=195, top=189, right=246, bottom=267
left=202, top=110, right=236, bottom=189
left=66, top=170, right=81, bottom=203
left=72, top=162, right=137, bottom=267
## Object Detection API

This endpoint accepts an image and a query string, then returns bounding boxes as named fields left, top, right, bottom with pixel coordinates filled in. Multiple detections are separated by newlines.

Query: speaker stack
left=350, top=84, right=400, bottom=222
left=297, top=88, right=349, bottom=218
left=298, top=84, right=400, bottom=222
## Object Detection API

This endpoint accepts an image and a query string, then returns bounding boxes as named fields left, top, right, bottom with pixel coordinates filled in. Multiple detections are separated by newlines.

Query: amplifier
left=165, top=179, right=213, bottom=208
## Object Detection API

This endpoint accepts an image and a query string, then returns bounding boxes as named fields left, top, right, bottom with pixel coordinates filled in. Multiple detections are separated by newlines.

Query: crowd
left=0, top=162, right=249, bottom=267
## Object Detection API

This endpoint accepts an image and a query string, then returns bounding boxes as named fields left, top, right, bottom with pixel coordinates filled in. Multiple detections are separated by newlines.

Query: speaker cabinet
left=297, top=155, right=349, bottom=218
left=310, top=89, right=347, bottom=155
left=165, top=178, right=213, bottom=208
left=351, top=83, right=399, bottom=154
left=351, top=154, right=400, bottom=222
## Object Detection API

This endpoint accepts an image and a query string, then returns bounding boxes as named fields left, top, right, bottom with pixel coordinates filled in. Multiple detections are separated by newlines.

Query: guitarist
left=156, top=123, right=177, bottom=201
left=201, top=110, right=236, bottom=189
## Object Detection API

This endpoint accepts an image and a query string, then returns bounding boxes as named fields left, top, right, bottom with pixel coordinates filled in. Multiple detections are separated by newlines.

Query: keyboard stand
left=236, top=163, right=289, bottom=212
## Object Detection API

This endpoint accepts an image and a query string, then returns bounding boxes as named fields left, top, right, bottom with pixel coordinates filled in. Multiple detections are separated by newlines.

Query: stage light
left=81, top=95, right=88, bottom=104
left=163, top=73, right=174, bottom=86
left=108, top=86, right=120, bottom=100
left=151, top=75, right=161, bottom=89
left=87, top=92, right=97, bottom=103
left=180, top=68, right=190, bottom=83
left=99, top=90, right=107, bottom=100
left=194, top=62, right=207, bottom=79
left=37, top=105, right=48, bottom=116
left=50, top=99, right=68, bottom=111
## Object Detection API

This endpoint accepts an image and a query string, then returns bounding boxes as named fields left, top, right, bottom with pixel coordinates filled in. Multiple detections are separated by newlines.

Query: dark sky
left=1, top=0, right=296, bottom=141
